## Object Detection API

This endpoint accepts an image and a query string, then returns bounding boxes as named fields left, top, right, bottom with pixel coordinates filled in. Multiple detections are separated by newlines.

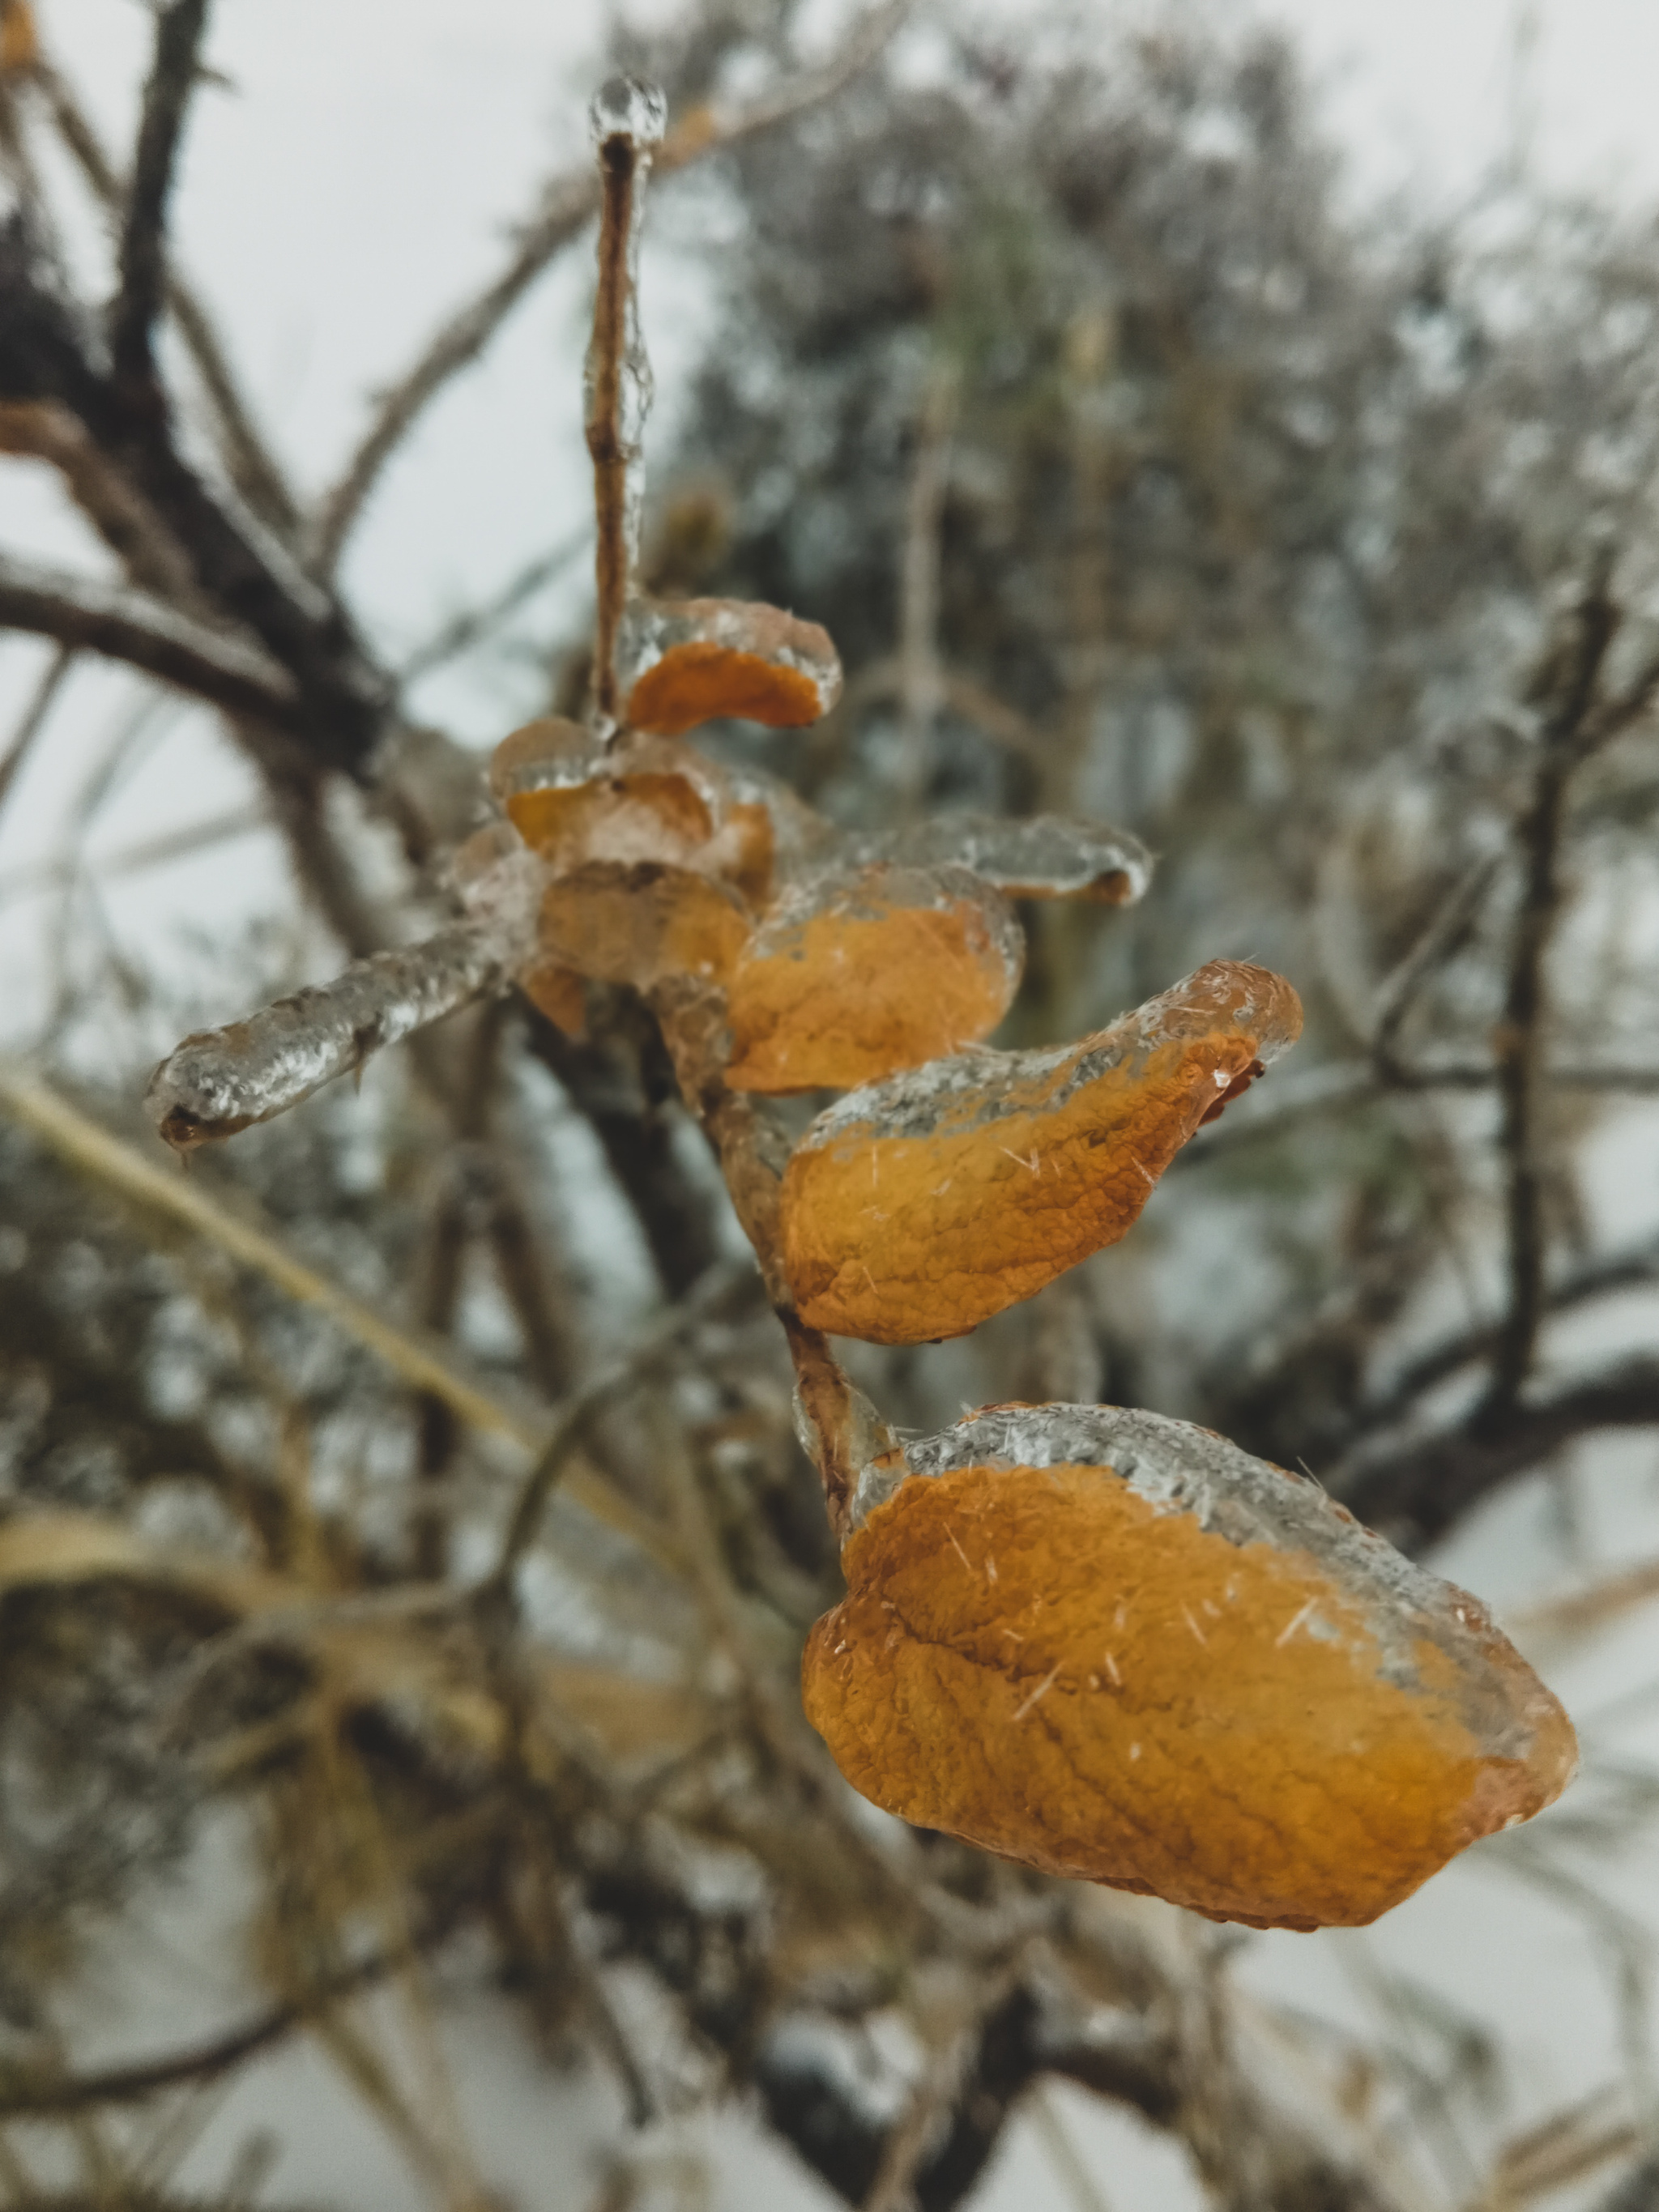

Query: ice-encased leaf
left=489, top=717, right=723, bottom=872
left=534, top=860, right=750, bottom=991
left=780, top=959, right=1301, bottom=1342
left=620, top=597, right=843, bottom=736
left=803, top=1401, right=1576, bottom=1929
left=725, top=863, right=1024, bottom=1094
left=850, top=812, right=1153, bottom=906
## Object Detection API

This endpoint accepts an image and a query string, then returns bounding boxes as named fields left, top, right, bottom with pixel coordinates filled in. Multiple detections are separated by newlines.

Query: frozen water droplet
left=588, top=76, right=667, bottom=151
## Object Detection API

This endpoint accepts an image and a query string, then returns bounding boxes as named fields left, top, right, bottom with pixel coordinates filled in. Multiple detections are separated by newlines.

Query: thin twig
left=0, top=638, right=70, bottom=818
left=1482, top=565, right=1619, bottom=1421
left=0, top=803, right=266, bottom=910
left=109, top=0, right=212, bottom=397
left=0, top=1908, right=461, bottom=2117
left=1371, top=852, right=1504, bottom=1081
left=483, top=1258, right=749, bottom=1596
left=399, top=530, right=586, bottom=683
left=895, top=366, right=957, bottom=810
left=309, top=0, right=911, bottom=574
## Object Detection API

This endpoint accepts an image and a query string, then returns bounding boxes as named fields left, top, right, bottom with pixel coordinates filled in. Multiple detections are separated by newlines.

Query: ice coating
left=804, top=1400, right=1577, bottom=1928
left=620, top=597, right=843, bottom=735
left=147, top=921, right=524, bottom=1153
left=780, top=961, right=1303, bottom=1342
left=725, top=862, right=1025, bottom=1093
left=586, top=80, right=666, bottom=722
left=849, top=813, right=1153, bottom=906
left=489, top=718, right=728, bottom=873
left=588, top=75, right=667, bottom=151
left=534, top=860, right=750, bottom=991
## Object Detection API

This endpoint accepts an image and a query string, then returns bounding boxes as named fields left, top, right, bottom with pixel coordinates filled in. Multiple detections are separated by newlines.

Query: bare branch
left=32, top=53, right=301, bottom=534
left=1339, top=1353, right=1659, bottom=1551
left=310, top=0, right=912, bottom=574
left=1354, top=1227, right=1659, bottom=1438
left=108, top=0, right=211, bottom=396
left=0, top=550, right=298, bottom=722
left=895, top=366, right=957, bottom=808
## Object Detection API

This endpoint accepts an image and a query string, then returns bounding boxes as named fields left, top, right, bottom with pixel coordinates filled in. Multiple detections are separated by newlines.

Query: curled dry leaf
left=851, top=812, right=1153, bottom=906
left=780, top=959, right=1301, bottom=1344
left=620, top=596, right=843, bottom=735
left=803, top=1404, right=1576, bottom=1929
left=725, top=863, right=1025, bottom=1094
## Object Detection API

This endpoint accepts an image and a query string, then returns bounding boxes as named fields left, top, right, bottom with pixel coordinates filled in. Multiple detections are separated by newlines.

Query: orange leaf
left=518, top=958, right=586, bottom=1036
left=490, top=717, right=721, bottom=870
left=535, top=861, right=750, bottom=991
left=853, top=812, right=1152, bottom=906
left=725, top=863, right=1024, bottom=1094
left=621, top=598, right=842, bottom=735
left=780, top=960, right=1301, bottom=1344
left=803, top=1404, right=1576, bottom=1929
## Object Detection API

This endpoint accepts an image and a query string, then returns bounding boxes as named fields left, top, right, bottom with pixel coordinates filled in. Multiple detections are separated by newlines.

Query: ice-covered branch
left=145, top=920, right=523, bottom=1152
left=585, top=77, right=665, bottom=731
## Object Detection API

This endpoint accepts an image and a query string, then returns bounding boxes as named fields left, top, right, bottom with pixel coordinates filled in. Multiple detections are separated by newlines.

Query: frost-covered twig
left=144, top=920, right=518, bottom=1151
left=585, top=78, right=665, bottom=731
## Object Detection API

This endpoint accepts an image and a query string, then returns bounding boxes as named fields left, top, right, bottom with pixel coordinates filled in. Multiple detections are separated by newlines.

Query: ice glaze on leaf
left=490, top=717, right=723, bottom=871
left=803, top=1403, right=1576, bottom=1929
left=535, top=861, right=750, bottom=991
left=851, top=812, right=1153, bottom=906
left=620, top=597, right=842, bottom=735
left=780, top=960, right=1301, bottom=1343
left=725, top=863, right=1024, bottom=1094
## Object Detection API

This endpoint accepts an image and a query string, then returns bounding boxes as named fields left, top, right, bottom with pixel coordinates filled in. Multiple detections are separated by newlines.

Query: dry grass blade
left=0, top=1062, right=672, bottom=1562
